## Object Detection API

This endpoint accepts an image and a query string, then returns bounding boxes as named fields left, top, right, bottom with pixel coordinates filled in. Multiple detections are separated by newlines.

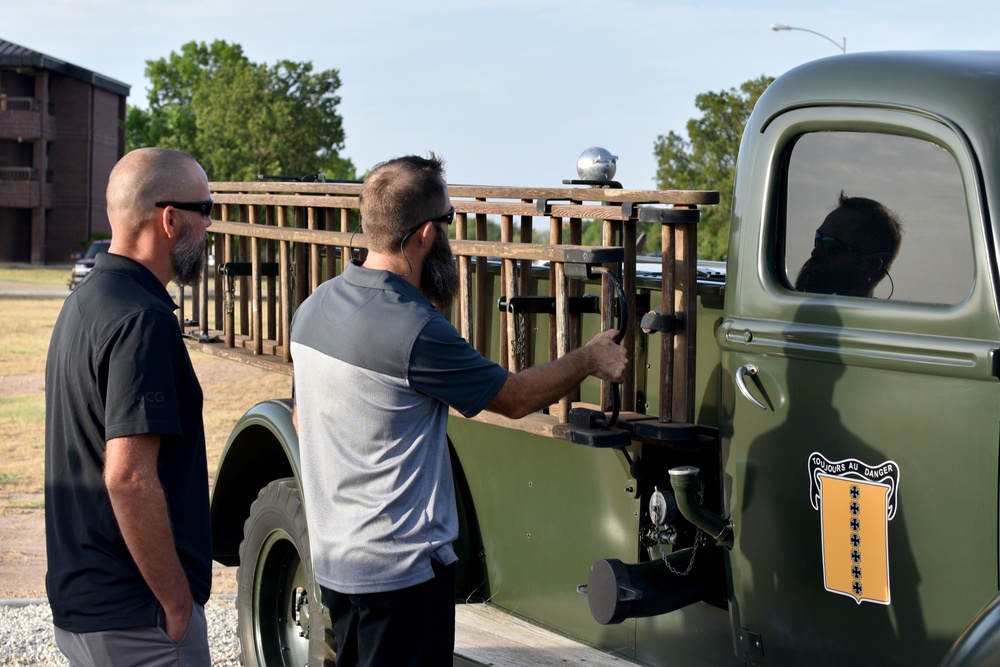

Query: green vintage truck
left=183, top=50, right=1000, bottom=666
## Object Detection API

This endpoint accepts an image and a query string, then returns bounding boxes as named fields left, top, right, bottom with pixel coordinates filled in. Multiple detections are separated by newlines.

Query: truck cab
left=720, top=51, right=1000, bottom=665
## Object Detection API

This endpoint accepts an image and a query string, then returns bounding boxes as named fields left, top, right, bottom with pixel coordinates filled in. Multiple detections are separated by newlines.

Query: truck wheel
left=237, top=478, right=336, bottom=667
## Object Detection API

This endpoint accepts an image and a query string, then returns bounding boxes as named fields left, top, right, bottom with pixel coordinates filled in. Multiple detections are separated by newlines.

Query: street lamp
left=771, top=23, right=846, bottom=54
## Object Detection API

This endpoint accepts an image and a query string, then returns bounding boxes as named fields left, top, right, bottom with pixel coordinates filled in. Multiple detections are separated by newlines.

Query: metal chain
left=224, top=275, right=235, bottom=317
left=513, top=311, right=528, bottom=370
left=661, top=482, right=706, bottom=577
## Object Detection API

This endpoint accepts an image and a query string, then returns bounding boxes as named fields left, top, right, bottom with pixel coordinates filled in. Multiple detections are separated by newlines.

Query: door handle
left=736, top=364, right=768, bottom=410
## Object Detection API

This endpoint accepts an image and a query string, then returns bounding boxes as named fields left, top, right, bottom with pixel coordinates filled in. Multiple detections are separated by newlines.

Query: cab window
left=781, top=131, right=973, bottom=305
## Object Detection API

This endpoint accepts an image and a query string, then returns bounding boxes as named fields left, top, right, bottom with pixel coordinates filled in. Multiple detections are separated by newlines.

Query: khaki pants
left=54, top=602, right=210, bottom=667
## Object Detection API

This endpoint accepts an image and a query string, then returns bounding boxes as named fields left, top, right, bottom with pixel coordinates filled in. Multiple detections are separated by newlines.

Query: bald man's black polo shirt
left=44, top=252, right=212, bottom=633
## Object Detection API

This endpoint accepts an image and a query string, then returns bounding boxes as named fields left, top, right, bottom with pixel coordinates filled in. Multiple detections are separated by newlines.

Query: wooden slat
left=449, top=201, right=682, bottom=221
left=249, top=205, right=262, bottom=356
left=278, top=207, right=292, bottom=363
left=308, top=207, right=321, bottom=292
left=209, top=220, right=629, bottom=263
left=294, top=207, right=309, bottom=312
left=673, top=211, right=698, bottom=423
left=209, top=180, right=717, bottom=206
left=210, top=181, right=363, bottom=196
left=519, top=204, right=534, bottom=369
left=214, top=193, right=360, bottom=209
left=339, top=207, right=353, bottom=275
left=601, top=219, right=615, bottom=411
left=456, top=212, right=472, bottom=343
left=238, top=205, right=250, bottom=338
left=223, top=219, right=235, bottom=348
left=621, top=218, right=637, bottom=412
left=547, top=217, right=559, bottom=366
left=660, top=225, right=675, bottom=422
left=474, top=209, right=488, bottom=355
left=265, top=207, right=277, bottom=342
left=499, top=214, right=514, bottom=369
left=555, top=261, right=570, bottom=423
left=450, top=185, right=718, bottom=206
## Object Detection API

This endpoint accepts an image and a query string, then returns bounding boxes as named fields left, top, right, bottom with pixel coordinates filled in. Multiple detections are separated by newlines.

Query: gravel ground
left=0, top=596, right=240, bottom=666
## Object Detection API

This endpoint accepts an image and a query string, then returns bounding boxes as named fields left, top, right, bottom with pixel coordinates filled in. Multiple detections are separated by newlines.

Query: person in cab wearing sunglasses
left=290, top=153, right=627, bottom=667
left=45, top=148, right=214, bottom=666
left=795, top=191, right=903, bottom=298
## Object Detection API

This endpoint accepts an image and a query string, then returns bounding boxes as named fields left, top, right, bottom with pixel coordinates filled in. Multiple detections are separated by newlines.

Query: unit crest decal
left=808, top=452, right=900, bottom=605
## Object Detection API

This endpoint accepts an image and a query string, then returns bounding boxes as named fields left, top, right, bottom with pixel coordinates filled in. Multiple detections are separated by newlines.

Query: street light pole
left=771, top=23, right=846, bottom=54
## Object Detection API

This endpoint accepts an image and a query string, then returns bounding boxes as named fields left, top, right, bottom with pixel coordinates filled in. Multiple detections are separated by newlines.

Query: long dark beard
left=172, top=221, right=206, bottom=287
left=420, top=232, right=458, bottom=311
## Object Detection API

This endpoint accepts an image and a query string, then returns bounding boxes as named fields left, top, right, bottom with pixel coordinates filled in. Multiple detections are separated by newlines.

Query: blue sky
left=3, top=1, right=999, bottom=188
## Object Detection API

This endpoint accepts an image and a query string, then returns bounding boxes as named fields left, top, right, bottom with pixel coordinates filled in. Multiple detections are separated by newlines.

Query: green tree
left=126, top=40, right=354, bottom=181
left=653, top=75, right=774, bottom=260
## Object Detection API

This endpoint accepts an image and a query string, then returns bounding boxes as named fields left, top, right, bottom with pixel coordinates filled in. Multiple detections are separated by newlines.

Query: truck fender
left=939, top=591, right=1000, bottom=667
left=210, top=398, right=299, bottom=566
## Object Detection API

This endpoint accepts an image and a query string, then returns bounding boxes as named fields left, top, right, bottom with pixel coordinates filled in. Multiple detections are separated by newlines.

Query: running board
left=453, top=603, right=635, bottom=666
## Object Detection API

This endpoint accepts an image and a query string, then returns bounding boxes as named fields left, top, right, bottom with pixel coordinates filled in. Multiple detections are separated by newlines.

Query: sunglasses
left=155, top=199, right=215, bottom=217
left=400, top=207, right=455, bottom=245
left=427, top=207, right=455, bottom=226
left=814, top=231, right=854, bottom=253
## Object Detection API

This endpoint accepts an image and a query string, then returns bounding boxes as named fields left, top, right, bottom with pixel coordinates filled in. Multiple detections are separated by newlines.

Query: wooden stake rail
left=180, top=181, right=717, bottom=433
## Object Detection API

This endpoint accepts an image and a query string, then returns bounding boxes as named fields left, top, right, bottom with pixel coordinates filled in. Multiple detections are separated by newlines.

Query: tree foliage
left=653, top=75, right=774, bottom=260
left=126, top=40, right=354, bottom=182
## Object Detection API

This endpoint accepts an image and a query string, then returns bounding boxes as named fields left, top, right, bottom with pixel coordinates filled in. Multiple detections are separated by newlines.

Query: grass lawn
left=0, top=266, right=69, bottom=286
left=0, top=292, right=291, bottom=507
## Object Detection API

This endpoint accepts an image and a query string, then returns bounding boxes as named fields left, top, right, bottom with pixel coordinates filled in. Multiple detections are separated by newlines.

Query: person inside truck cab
left=794, top=191, right=903, bottom=298
left=289, top=153, right=628, bottom=667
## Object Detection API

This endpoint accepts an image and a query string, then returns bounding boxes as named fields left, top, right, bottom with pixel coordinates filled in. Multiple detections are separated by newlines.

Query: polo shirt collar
left=93, top=252, right=178, bottom=310
left=343, top=258, right=429, bottom=305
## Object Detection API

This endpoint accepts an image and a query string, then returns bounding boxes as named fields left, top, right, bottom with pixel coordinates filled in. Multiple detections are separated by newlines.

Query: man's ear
left=418, top=220, right=436, bottom=248
left=157, top=205, right=179, bottom=240
left=860, top=255, right=886, bottom=282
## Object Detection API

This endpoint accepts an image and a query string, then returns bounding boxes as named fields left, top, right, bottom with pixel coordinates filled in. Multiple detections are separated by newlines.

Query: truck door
left=719, top=109, right=1000, bottom=666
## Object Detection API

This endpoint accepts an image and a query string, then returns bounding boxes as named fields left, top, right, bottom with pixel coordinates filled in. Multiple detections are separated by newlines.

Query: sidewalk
left=0, top=281, right=69, bottom=298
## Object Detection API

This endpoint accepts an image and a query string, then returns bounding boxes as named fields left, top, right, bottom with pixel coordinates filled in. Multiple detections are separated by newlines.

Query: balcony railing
left=0, top=97, right=39, bottom=112
left=0, top=167, right=36, bottom=181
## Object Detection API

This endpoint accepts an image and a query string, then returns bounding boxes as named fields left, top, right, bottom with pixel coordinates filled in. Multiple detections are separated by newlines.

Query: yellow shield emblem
left=809, top=453, right=900, bottom=605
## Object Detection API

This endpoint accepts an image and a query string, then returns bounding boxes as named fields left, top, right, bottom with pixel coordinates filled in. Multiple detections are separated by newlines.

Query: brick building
left=0, top=38, right=129, bottom=264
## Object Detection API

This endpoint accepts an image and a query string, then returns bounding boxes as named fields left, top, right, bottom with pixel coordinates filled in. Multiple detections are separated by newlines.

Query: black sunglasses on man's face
left=814, top=230, right=855, bottom=253
left=155, top=199, right=215, bottom=217
left=400, top=207, right=455, bottom=245
left=427, top=207, right=455, bottom=226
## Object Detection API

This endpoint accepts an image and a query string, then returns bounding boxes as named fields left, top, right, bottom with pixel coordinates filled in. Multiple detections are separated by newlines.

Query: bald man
left=45, top=148, right=214, bottom=666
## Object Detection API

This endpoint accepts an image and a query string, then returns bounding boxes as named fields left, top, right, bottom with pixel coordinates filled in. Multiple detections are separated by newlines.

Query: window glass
left=783, top=132, right=973, bottom=304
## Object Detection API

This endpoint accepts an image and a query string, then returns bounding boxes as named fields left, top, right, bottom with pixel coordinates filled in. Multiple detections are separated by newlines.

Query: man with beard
left=290, top=153, right=627, bottom=667
left=44, top=147, right=214, bottom=666
left=794, top=191, right=903, bottom=298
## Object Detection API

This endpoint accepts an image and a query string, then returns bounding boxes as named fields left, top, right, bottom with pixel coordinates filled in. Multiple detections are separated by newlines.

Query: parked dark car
left=68, top=239, right=111, bottom=290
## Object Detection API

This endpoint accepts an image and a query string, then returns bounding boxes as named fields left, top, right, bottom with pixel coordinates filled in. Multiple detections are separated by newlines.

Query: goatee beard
left=172, top=222, right=206, bottom=287
left=420, top=233, right=458, bottom=311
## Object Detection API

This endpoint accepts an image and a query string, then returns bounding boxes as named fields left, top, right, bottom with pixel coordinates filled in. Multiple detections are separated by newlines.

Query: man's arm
left=105, top=434, right=192, bottom=643
left=486, top=329, right=628, bottom=419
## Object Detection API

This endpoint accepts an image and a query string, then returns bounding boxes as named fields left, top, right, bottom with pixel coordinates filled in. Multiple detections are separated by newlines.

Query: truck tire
left=237, top=478, right=336, bottom=667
